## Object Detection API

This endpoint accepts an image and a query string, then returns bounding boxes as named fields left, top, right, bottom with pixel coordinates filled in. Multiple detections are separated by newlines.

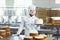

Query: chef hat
left=28, top=4, right=36, bottom=15
left=28, top=4, right=36, bottom=10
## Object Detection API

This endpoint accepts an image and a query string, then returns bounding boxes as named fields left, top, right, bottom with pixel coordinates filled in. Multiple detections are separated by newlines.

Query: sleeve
left=16, top=16, right=25, bottom=35
left=35, top=17, right=43, bottom=24
left=34, top=17, right=43, bottom=30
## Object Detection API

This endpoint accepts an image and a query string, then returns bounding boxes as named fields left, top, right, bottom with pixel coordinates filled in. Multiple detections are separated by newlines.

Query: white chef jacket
left=16, top=15, right=43, bottom=36
left=22, top=15, right=38, bottom=36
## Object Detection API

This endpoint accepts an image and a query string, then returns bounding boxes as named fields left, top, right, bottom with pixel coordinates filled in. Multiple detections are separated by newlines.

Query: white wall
left=33, top=0, right=60, bottom=8
left=0, top=0, right=6, bottom=7
left=50, top=0, right=60, bottom=8
left=14, top=0, right=32, bottom=7
left=6, top=0, right=14, bottom=7
left=33, top=0, right=50, bottom=8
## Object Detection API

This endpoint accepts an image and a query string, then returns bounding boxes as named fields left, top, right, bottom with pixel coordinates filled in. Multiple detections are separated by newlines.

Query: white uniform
left=23, top=15, right=38, bottom=36
left=16, top=5, right=43, bottom=36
